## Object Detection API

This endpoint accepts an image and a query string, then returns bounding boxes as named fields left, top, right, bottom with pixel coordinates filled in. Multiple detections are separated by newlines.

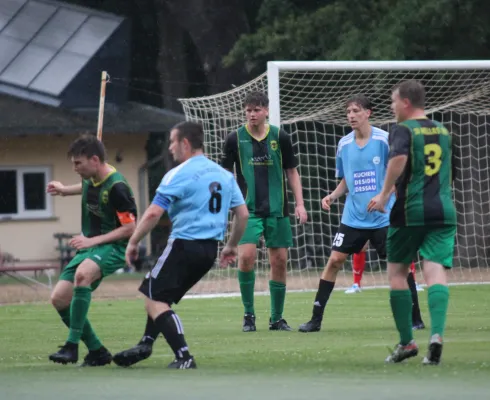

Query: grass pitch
left=1, top=285, right=489, bottom=399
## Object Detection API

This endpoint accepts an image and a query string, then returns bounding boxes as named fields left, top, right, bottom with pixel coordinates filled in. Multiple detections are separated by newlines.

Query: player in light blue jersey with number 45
left=299, top=95, right=425, bottom=333
left=113, top=122, right=249, bottom=369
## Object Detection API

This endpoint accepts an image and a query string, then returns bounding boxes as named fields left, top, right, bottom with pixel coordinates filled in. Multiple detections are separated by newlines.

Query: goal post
left=179, top=60, right=490, bottom=297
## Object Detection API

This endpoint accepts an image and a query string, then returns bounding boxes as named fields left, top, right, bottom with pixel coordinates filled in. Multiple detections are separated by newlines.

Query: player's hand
left=219, top=244, right=238, bottom=268
left=295, top=205, right=308, bottom=224
left=367, top=193, right=388, bottom=213
left=46, top=181, right=65, bottom=196
left=125, top=242, right=139, bottom=267
left=69, top=235, right=96, bottom=250
left=321, top=195, right=334, bottom=211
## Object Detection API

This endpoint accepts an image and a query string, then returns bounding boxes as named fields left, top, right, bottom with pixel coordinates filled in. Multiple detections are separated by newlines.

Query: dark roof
left=0, top=0, right=128, bottom=108
left=0, top=1, right=181, bottom=135
left=0, top=94, right=185, bottom=135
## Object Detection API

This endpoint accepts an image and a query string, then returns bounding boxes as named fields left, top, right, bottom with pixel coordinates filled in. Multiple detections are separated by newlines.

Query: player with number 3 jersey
left=368, top=80, right=457, bottom=365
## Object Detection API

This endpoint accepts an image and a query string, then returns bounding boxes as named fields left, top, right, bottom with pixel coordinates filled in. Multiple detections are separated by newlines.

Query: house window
left=0, top=166, right=52, bottom=219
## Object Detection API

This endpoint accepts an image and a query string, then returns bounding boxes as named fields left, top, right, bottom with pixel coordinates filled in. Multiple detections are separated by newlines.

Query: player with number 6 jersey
left=299, top=94, right=424, bottom=333
left=113, top=121, right=249, bottom=369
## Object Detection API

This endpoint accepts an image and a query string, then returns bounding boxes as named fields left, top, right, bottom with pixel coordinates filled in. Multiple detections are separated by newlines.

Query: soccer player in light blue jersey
left=113, top=121, right=249, bottom=369
left=299, top=95, right=406, bottom=333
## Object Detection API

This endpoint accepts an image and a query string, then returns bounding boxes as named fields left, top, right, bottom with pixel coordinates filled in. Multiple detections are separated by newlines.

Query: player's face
left=71, top=155, right=98, bottom=179
left=346, top=103, right=371, bottom=129
left=245, top=104, right=268, bottom=127
left=391, top=89, right=408, bottom=122
left=169, top=129, right=185, bottom=163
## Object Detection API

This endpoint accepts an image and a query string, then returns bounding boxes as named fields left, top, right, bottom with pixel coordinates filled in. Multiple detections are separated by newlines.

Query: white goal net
left=179, top=60, right=490, bottom=295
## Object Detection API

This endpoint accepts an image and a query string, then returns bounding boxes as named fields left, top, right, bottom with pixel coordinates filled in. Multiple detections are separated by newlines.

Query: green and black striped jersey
left=81, top=166, right=137, bottom=246
left=221, top=124, right=297, bottom=217
left=388, top=118, right=457, bottom=227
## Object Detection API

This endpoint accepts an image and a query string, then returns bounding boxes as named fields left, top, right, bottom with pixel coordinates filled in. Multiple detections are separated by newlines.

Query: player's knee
left=270, top=253, right=287, bottom=270
left=145, top=297, right=170, bottom=319
left=388, top=265, right=410, bottom=289
left=239, top=254, right=256, bottom=270
left=74, top=269, right=93, bottom=287
left=422, top=260, right=447, bottom=286
left=50, top=290, right=70, bottom=310
left=328, top=252, right=347, bottom=271
left=389, top=275, right=408, bottom=290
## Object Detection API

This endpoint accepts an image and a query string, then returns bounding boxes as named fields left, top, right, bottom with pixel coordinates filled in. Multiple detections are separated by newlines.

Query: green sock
left=428, top=284, right=449, bottom=337
left=238, top=270, right=255, bottom=315
left=57, top=307, right=71, bottom=328
left=390, top=290, right=413, bottom=345
left=57, top=307, right=102, bottom=351
left=81, top=319, right=103, bottom=351
left=67, top=286, right=92, bottom=345
left=269, top=280, right=286, bottom=323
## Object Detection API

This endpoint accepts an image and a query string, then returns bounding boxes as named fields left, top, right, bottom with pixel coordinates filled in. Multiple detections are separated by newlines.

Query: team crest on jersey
left=270, top=140, right=278, bottom=151
left=372, top=156, right=380, bottom=165
left=101, top=190, right=109, bottom=204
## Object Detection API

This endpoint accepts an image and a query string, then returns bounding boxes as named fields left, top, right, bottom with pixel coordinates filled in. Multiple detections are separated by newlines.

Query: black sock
left=139, top=315, right=159, bottom=345
left=407, top=272, right=423, bottom=324
left=154, top=310, right=190, bottom=360
left=312, top=279, right=335, bottom=322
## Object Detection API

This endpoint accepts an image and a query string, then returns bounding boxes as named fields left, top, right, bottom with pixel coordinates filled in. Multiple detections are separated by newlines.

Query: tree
left=160, top=0, right=251, bottom=92
left=224, top=0, right=490, bottom=75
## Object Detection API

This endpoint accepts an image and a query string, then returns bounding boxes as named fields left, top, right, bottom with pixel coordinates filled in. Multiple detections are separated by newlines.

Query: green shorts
left=387, top=225, right=456, bottom=268
left=59, top=244, right=126, bottom=290
left=239, top=215, right=293, bottom=248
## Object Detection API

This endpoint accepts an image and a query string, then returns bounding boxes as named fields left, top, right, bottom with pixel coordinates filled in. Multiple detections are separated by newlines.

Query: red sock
left=353, top=252, right=366, bottom=286
left=410, top=261, right=416, bottom=279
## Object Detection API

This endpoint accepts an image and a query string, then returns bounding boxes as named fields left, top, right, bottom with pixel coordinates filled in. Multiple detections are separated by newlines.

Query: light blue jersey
left=336, top=127, right=395, bottom=229
left=152, top=155, right=245, bottom=241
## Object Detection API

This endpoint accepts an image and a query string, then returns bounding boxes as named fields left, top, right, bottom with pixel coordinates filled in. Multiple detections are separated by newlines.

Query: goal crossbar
left=268, top=60, right=490, bottom=72
left=267, top=60, right=490, bottom=125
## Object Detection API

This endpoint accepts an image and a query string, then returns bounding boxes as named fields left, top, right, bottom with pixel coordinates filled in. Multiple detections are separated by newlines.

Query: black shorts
left=139, top=238, right=218, bottom=305
left=331, top=223, right=388, bottom=258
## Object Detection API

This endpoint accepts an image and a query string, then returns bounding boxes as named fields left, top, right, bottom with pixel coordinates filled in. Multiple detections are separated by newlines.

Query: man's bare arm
left=91, top=223, right=136, bottom=246
left=226, top=204, right=249, bottom=247
left=47, top=182, right=82, bottom=196
left=329, top=178, right=348, bottom=201
left=62, top=183, right=83, bottom=196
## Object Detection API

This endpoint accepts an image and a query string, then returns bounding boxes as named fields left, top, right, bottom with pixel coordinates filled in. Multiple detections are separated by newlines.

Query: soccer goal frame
left=179, top=59, right=490, bottom=296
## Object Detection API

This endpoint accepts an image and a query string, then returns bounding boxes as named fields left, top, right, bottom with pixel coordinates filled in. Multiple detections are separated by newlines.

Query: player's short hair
left=68, top=134, right=106, bottom=162
left=345, top=94, right=372, bottom=111
left=173, top=121, right=204, bottom=150
left=393, top=80, right=425, bottom=109
left=243, top=91, right=269, bottom=108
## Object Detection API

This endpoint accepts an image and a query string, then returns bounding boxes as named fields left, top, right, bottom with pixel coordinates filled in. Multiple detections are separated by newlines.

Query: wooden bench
left=0, top=251, right=58, bottom=289
left=0, top=264, right=58, bottom=289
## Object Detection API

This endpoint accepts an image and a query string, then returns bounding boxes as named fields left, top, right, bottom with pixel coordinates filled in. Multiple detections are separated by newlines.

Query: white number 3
left=333, top=233, right=344, bottom=247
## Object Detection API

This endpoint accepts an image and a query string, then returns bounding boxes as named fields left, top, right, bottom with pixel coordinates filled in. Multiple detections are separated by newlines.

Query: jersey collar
left=91, top=164, right=117, bottom=187
left=245, top=123, right=270, bottom=142
left=351, top=126, right=373, bottom=150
